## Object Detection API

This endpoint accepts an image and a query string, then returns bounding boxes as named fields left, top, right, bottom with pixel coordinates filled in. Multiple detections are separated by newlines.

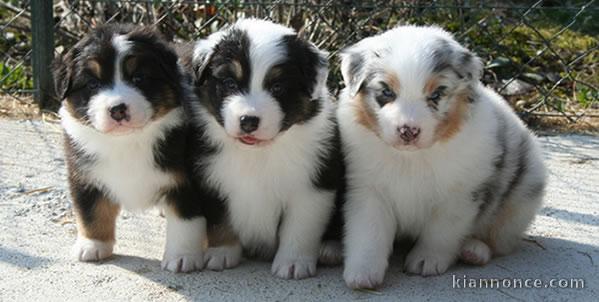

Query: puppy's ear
left=454, top=48, right=483, bottom=82
left=339, top=48, right=367, bottom=97
left=52, top=52, right=72, bottom=100
left=192, top=39, right=216, bottom=86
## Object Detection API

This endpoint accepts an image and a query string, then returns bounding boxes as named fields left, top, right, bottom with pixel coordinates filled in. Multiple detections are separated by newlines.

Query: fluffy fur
left=54, top=24, right=206, bottom=272
left=338, top=25, right=547, bottom=289
left=182, top=19, right=345, bottom=279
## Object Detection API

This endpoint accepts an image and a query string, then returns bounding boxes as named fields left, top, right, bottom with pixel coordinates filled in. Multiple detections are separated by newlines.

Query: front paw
left=343, top=258, right=387, bottom=289
left=73, top=238, right=114, bottom=262
left=204, top=245, right=242, bottom=271
left=161, top=252, right=204, bottom=273
left=404, top=246, right=454, bottom=276
left=271, top=253, right=317, bottom=280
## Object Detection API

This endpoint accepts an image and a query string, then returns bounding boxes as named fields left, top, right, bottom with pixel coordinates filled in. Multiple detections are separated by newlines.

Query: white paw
left=460, top=238, right=491, bottom=265
left=405, top=246, right=454, bottom=276
left=343, top=258, right=387, bottom=289
left=73, top=238, right=114, bottom=262
left=271, top=254, right=317, bottom=280
left=319, top=240, right=343, bottom=266
left=161, top=252, right=204, bottom=273
left=204, top=245, right=242, bottom=271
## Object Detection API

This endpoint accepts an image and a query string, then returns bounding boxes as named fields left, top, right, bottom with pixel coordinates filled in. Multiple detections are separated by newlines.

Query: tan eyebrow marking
left=424, top=76, right=440, bottom=95
left=352, top=91, right=379, bottom=134
left=86, top=59, right=102, bottom=78
left=383, top=71, right=401, bottom=93
left=231, top=60, right=243, bottom=80
left=124, top=56, right=138, bottom=75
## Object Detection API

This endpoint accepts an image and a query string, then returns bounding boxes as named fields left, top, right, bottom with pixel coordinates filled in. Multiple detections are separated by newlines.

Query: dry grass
left=0, top=94, right=60, bottom=123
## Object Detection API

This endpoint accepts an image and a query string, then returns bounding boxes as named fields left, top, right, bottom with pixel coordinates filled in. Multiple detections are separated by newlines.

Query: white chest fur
left=61, top=108, right=183, bottom=210
left=201, top=106, right=335, bottom=248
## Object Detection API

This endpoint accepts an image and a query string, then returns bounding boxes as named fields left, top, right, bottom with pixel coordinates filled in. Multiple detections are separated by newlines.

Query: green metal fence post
left=31, top=0, right=54, bottom=109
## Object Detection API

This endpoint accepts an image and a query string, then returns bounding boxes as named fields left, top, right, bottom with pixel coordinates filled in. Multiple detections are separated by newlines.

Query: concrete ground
left=0, top=118, right=597, bottom=301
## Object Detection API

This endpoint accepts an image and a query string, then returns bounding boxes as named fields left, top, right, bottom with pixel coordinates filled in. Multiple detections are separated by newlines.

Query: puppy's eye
left=428, top=86, right=447, bottom=103
left=376, top=87, right=396, bottom=106
left=382, top=87, right=395, bottom=98
left=222, top=77, right=238, bottom=91
left=270, top=83, right=283, bottom=96
left=87, top=78, right=100, bottom=90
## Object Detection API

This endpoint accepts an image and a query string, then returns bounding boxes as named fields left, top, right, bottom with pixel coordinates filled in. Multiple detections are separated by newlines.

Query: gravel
left=0, top=119, right=597, bottom=301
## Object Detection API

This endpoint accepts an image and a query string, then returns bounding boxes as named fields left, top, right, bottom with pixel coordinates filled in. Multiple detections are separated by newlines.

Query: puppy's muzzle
left=398, top=125, right=421, bottom=143
left=239, top=115, right=260, bottom=134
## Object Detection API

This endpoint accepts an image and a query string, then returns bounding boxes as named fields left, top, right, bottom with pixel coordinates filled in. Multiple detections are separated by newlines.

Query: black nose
left=239, top=115, right=260, bottom=133
left=109, top=103, right=129, bottom=122
left=398, top=125, right=421, bottom=142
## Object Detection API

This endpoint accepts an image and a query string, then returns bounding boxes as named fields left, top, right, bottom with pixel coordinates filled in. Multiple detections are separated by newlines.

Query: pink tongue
left=241, top=136, right=258, bottom=144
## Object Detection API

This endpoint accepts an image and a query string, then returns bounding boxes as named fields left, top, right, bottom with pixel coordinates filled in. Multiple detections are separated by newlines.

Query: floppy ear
left=339, top=48, right=367, bottom=97
left=453, top=48, right=483, bottom=82
left=192, top=38, right=217, bottom=86
left=52, top=52, right=72, bottom=100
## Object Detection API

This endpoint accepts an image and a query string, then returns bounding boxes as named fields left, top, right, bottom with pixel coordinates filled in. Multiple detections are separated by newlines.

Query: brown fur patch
left=487, top=202, right=514, bottom=255
left=124, top=56, right=138, bottom=75
left=384, top=71, right=401, bottom=93
left=208, top=223, right=239, bottom=247
left=424, top=77, right=440, bottom=95
left=231, top=60, right=243, bottom=80
left=86, top=59, right=102, bottom=79
left=351, top=92, right=379, bottom=134
left=151, top=86, right=177, bottom=120
left=76, top=198, right=120, bottom=242
left=435, top=91, right=470, bottom=141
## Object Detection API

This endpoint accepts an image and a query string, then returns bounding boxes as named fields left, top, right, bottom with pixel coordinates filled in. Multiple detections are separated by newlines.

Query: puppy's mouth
left=237, top=135, right=274, bottom=147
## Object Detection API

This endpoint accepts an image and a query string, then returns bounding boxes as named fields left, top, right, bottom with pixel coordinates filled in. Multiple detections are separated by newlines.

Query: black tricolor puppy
left=54, top=24, right=205, bottom=273
left=180, top=18, right=345, bottom=279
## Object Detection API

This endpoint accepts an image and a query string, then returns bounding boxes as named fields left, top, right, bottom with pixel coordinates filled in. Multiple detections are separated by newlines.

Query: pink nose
left=398, top=125, right=421, bottom=142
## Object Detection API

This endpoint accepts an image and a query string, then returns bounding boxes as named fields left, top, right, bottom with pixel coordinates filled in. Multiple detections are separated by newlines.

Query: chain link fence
left=1, top=0, right=597, bottom=129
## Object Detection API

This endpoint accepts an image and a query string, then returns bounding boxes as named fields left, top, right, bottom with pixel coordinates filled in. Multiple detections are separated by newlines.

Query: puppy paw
left=204, top=245, right=242, bottom=271
left=460, top=238, right=491, bottom=265
left=73, top=238, right=114, bottom=262
left=271, top=254, right=317, bottom=280
left=343, top=258, right=387, bottom=289
left=319, top=240, right=343, bottom=266
left=161, top=252, right=204, bottom=273
left=405, top=246, right=454, bottom=276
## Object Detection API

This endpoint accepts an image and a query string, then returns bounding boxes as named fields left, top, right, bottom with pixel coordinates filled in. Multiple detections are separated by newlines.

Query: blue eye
left=428, top=86, right=447, bottom=102
left=223, top=78, right=238, bottom=90
left=382, top=87, right=395, bottom=98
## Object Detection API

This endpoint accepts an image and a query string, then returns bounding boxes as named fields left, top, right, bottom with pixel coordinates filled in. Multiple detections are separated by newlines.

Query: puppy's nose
left=239, top=115, right=260, bottom=133
left=398, top=125, right=421, bottom=142
left=109, top=103, right=129, bottom=122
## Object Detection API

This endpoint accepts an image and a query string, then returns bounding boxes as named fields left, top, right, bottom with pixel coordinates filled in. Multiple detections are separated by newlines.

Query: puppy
left=54, top=24, right=206, bottom=273
left=338, top=25, right=547, bottom=289
left=182, top=19, right=344, bottom=279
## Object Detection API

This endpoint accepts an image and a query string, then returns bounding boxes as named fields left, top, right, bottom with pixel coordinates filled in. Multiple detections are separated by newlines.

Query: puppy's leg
left=204, top=223, right=242, bottom=271
left=405, top=196, right=477, bottom=276
left=343, top=189, right=395, bottom=289
left=271, top=190, right=333, bottom=280
left=161, top=204, right=206, bottom=273
left=72, top=186, right=120, bottom=262
left=489, top=193, right=543, bottom=256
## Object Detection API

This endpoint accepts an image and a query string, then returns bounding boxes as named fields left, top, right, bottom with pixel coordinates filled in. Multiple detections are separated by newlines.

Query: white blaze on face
left=221, top=90, right=284, bottom=141
left=86, top=34, right=153, bottom=135
left=219, top=21, right=292, bottom=142
left=377, top=99, right=438, bottom=149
